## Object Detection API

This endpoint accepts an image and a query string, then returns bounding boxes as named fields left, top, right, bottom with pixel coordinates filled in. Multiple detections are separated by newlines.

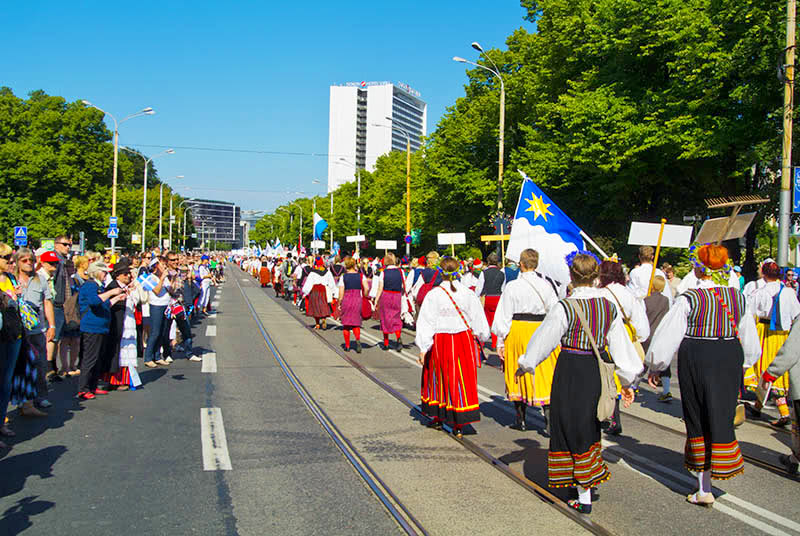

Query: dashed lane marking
left=201, top=407, right=232, bottom=471
left=202, top=352, right=217, bottom=373
left=206, top=325, right=217, bottom=337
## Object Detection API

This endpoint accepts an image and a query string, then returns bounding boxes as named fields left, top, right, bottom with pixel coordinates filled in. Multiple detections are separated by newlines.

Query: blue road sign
left=794, top=167, right=800, bottom=213
left=107, top=227, right=119, bottom=239
left=14, top=226, right=27, bottom=247
left=109, top=216, right=118, bottom=228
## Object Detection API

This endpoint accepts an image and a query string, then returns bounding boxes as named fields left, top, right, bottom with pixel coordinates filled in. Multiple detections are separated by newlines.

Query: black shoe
left=343, top=345, right=350, bottom=352
left=771, top=416, right=791, bottom=428
left=779, top=454, right=799, bottom=475
left=395, top=339, right=403, bottom=350
left=354, top=341, right=362, bottom=354
left=744, top=403, right=761, bottom=419
left=567, top=500, right=592, bottom=514
left=381, top=343, right=389, bottom=351
left=426, top=419, right=442, bottom=430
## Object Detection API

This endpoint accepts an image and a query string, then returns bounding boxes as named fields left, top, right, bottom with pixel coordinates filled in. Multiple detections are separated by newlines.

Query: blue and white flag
left=506, top=171, right=585, bottom=285
left=313, top=213, right=328, bottom=240
left=274, top=238, right=281, bottom=251
left=332, top=241, right=341, bottom=255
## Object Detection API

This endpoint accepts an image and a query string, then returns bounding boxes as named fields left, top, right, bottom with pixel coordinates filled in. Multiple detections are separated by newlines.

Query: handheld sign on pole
left=346, top=235, right=366, bottom=243
left=375, top=240, right=397, bottom=255
left=310, top=240, right=325, bottom=250
left=437, top=232, right=466, bottom=257
left=628, top=220, right=694, bottom=296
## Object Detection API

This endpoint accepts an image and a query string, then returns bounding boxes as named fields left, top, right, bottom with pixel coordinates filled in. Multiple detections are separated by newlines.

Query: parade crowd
left=238, top=243, right=800, bottom=514
left=0, top=239, right=227, bottom=449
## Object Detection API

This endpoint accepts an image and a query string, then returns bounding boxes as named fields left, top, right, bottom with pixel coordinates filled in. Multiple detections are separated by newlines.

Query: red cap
left=418, top=256, right=426, bottom=266
left=473, top=258, right=483, bottom=267
left=40, top=251, right=59, bottom=264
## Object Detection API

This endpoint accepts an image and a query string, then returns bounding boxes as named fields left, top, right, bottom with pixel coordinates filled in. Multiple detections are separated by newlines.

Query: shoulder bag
left=567, top=298, right=616, bottom=422
left=606, top=287, right=646, bottom=362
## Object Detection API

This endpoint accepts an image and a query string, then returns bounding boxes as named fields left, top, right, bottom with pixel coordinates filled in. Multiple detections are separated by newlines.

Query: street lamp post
left=454, top=41, right=506, bottom=210
left=338, top=158, right=361, bottom=257
left=120, top=147, right=175, bottom=252
left=373, top=119, right=412, bottom=257
left=179, top=200, right=192, bottom=249
left=159, top=175, right=183, bottom=249
left=82, top=101, right=155, bottom=252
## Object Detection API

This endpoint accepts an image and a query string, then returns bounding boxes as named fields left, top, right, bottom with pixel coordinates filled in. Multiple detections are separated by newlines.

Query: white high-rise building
left=327, top=81, right=427, bottom=193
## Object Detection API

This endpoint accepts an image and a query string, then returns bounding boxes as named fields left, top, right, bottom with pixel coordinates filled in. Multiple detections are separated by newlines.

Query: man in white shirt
left=627, top=246, right=672, bottom=303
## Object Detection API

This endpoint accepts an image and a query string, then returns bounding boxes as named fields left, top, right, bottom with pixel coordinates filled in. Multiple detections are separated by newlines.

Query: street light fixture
left=372, top=118, right=412, bottom=257
left=120, top=146, right=175, bottom=252
left=453, top=42, right=506, bottom=210
left=82, top=100, right=155, bottom=251
left=159, top=175, right=184, bottom=249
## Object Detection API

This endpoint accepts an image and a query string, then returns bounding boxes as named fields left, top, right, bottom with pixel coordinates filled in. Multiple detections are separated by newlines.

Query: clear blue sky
left=2, top=1, right=531, bottom=212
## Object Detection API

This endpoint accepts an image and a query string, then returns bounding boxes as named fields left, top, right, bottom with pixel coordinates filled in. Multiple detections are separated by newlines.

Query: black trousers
left=78, top=332, right=106, bottom=393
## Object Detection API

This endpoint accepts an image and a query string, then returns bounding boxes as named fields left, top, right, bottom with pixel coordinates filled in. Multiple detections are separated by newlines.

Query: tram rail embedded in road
left=248, top=275, right=616, bottom=536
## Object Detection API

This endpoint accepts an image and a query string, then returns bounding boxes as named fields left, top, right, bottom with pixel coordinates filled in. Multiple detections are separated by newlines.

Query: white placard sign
left=437, top=232, right=467, bottom=246
left=375, top=240, right=397, bottom=250
left=628, top=222, right=693, bottom=248
left=310, top=240, right=326, bottom=249
left=346, top=235, right=366, bottom=243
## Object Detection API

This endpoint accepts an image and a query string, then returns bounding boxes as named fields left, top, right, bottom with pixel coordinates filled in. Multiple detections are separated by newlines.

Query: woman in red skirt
left=302, top=258, right=336, bottom=330
left=338, top=257, right=369, bottom=353
left=415, top=257, right=490, bottom=437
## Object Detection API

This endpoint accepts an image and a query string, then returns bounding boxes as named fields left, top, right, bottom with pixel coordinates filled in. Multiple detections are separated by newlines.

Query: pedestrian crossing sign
left=107, top=227, right=119, bottom=239
left=14, top=226, right=27, bottom=246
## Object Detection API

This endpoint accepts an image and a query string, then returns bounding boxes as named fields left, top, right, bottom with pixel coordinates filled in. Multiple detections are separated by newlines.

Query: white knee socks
left=692, top=470, right=711, bottom=495
left=578, top=486, right=592, bottom=505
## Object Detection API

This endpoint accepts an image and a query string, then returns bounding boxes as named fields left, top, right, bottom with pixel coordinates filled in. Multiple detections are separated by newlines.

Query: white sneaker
left=165, top=356, right=174, bottom=364
left=189, top=355, right=202, bottom=362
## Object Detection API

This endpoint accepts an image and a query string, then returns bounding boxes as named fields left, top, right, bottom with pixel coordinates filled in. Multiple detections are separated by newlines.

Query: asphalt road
left=0, top=283, right=400, bottom=536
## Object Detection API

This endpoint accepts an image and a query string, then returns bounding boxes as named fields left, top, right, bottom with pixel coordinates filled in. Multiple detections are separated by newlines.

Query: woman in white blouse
left=491, top=249, right=559, bottom=431
left=517, top=253, right=640, bottom=514
left=415, top=257, right=490, bottom=438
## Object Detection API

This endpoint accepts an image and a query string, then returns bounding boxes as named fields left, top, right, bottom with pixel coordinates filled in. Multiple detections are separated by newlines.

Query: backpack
left=0, top=293, right=23, bottom=342
left=415, top=271, right=436, bottom=307
left=64, top=278, right=83, bottom=332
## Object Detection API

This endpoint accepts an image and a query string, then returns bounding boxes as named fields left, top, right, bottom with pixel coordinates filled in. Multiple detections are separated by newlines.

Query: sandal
left=686, top=491, right=714, bottom=508
left=567, top=499, right=592, bottom=514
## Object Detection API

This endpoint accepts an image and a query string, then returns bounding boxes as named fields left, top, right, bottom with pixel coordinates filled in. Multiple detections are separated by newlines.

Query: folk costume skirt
left=504, top=319, right=561, bottom=406
left=259, top=267, right=272, bottom=287
left=340, top=289, right=363, bottom=327
left=306, top=285, right=330, bottom=319
left=678, top=337, right=744, bottom=480
left=548, top=348, right=610, bottom=489
left=379, top=290, right=402, bottom=334
left=744, top=322, right=790, bottom=396
left=420, top=330, right=480, bottom=427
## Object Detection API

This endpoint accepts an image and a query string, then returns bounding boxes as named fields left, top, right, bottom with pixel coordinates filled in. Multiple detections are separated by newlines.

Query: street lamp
left=159, top=175, right=183, bottom=249
left=179, top=199, right=193, bottom=249
left=454, top=42, right=506, bottom=210
left=82, top=100, right=155, bottom=252
left=372, top=118, right=412, bottom=257
left=338, top=158, right=361, bottom=257
left=120, top=147, right=175, bottom=252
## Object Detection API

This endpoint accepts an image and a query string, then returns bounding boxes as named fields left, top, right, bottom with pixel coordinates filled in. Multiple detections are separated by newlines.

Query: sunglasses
left=57, top=242, right=72, bottom=246
left=18, top=258, right=33, bottom=263
left=0, top=254, right=12, bottom=261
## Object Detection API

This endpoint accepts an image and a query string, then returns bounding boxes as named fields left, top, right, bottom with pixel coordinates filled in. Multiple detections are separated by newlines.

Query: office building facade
left=327, top=81, right=427, bottom=193
left=186, top=198, right=243, bottom=249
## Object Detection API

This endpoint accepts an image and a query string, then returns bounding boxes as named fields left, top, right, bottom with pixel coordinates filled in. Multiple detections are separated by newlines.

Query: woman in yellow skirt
left=745, top=262, right=800, bottom=427
left=492, top=249, right=560, bottom=430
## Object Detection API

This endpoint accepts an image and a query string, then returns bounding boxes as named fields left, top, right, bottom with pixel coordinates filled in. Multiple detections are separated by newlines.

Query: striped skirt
left=679, top=337, right=744, bottom=480
left=744, top=323, right=790, bottom=396
left=504, top=320, right=561, bottom=406
left=306, top=285, right=330, bottom=319
left=420, top=330, right=480, bottom=427
left=548, top=348, right=610, bottom=488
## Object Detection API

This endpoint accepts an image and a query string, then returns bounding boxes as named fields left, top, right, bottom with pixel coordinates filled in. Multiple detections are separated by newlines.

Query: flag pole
left=579, top=230, right=609, bottom=259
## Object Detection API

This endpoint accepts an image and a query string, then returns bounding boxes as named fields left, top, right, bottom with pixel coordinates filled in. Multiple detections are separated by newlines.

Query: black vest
left=481, top=267, right=505, bottom=296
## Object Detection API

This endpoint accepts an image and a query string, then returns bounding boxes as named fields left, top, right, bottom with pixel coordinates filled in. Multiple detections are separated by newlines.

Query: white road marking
left=206, top=325, right=217, bottom=337
left=202, top=352, right=217, bottom=373
left=327, top=317, right=795, bottom=533
left=201, top=408, right=232, bottom=471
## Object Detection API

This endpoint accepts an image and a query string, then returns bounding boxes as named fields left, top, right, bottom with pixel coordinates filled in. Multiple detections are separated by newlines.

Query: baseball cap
left=40, top=251, right=59, bottom=264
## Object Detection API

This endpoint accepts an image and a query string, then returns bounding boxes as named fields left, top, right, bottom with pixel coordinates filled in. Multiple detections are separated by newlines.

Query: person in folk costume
left=677, top=251, right=742, bottom=295
left=597, top=258, right=650, bottom=436
left=415, top=257, right=490, bottom=438
left=647, top=244, right=760, bottom=508
left=259, top=256, right=272, bottom=287
left=492, top=249, right=559, bottom=431
left=757, top=316, right=800, bottom=474
left=329, top=255, right=345, bottom=319
left=744, top=261, right=800, bottom=427
left=338, top=256, right=369, bottom=353
left=302, top=257, right=336, bottom=330
left=642, top=276, right=673, bottom=402
left=411, top=252, right=443, bottom=306
left=406, top=257, right=424, bottom=292
left=627, top=246, right=674, bottom=303
left=99, top=258, right=137, bottom=390
left=294, top=257, right=312, bottom=308
left=374, top=253, right=411, bottom=350
left=475, top=252, right=505, bottom=350
left=517, top=252, right=641, bottom=514
left=461, top=259, right=482, bottom=294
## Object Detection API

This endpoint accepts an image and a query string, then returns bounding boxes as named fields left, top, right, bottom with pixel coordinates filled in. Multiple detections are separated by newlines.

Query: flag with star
left=506, top=170, right=584, bottom=285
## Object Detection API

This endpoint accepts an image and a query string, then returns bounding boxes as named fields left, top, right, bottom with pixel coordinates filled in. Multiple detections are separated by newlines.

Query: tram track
left=235, top=275, right=429, bottom=536
left=248, top=276, right=615, bottom=536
